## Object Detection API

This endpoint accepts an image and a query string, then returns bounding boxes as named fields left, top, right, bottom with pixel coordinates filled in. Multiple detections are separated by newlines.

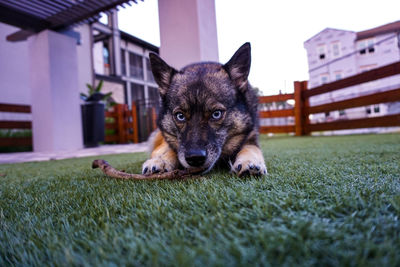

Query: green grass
left=1, top=134, right=399, bottom=266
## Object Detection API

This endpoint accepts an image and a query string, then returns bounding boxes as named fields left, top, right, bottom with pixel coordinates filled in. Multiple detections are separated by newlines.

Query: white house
left=304, top=21, right=400, bottom=130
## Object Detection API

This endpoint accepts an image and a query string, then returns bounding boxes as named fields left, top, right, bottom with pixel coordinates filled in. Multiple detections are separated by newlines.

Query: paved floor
left=0, top=142, right=149, bottom=164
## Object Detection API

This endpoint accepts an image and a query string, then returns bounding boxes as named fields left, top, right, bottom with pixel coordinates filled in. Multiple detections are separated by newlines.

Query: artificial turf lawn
left=0, top=134, right=399, bottom=266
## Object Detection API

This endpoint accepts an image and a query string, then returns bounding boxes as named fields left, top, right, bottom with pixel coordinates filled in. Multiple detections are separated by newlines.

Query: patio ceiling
left=0, top=0, right=139, bottom=41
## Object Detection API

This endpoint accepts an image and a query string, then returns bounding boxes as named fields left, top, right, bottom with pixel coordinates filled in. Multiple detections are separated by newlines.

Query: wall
left=0, top=23, right=31, bottom=121
left=75, top=24, right=94, bottom=95
left=0, top=23, right=30, bottom=103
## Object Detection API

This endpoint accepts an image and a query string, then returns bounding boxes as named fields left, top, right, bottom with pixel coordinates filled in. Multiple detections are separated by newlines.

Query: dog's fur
left=142, top=43, right=267, bottom=176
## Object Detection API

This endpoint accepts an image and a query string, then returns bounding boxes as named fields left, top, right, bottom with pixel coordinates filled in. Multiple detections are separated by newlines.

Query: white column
left=28, top=30, right=83, bottom=152
left=158, top=0, right=219, bottom=69
left=110, top=11, right=121, bottom=76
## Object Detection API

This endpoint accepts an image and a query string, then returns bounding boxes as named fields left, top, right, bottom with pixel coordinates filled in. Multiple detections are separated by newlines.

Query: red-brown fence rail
left=0, top=103, right=33, bottom=147
left=259, top=61, right=400, bottom=135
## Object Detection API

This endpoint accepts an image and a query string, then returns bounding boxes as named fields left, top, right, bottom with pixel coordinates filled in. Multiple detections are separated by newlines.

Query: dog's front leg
left=232, top=144, right=267, bottom=177
left=142, top=131, right=179, bottom=174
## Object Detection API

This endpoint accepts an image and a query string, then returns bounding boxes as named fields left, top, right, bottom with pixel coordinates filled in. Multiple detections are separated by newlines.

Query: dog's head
left=150, top=43, right=256, bottom=173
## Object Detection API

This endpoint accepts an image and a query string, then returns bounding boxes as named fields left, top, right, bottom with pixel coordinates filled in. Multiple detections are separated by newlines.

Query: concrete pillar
left=109, top=11, right=121, bottom=76
left=158, top=0, right=219, bottom=69
left=28, top=30, right=83, bottom=152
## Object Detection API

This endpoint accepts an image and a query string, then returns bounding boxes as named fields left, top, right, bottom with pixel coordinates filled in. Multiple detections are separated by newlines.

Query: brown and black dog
left=142, top=43, right=267, bottom=177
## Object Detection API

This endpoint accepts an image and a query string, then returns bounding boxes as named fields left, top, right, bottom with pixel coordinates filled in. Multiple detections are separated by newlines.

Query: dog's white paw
left=142, top=157, right=178, bottom=174
left=231, top=157, right=267, bottom=177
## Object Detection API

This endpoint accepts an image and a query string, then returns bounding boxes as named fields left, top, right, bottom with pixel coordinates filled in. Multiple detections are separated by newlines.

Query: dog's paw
left=142, top=157, right=178, bottom=175
left=231, top=145, right=267, bottom=177
left=231, top=158, right=267, bottom=177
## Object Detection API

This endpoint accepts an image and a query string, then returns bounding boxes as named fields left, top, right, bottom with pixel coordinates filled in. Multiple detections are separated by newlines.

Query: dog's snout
left=185, top=149, right=207, bottom=167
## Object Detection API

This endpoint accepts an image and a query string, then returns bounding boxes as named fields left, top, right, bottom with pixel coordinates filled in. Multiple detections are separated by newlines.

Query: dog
left=142, top=43, right=267, bottom=177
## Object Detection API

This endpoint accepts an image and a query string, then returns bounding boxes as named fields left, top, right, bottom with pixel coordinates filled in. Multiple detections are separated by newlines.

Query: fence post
left=131, top=102, right=139, bottom=143
left=301, top=81, right=310, bottom=135
left=294, top=81, right=304, bottom=136
left=116, top=104, right=125, bottom=144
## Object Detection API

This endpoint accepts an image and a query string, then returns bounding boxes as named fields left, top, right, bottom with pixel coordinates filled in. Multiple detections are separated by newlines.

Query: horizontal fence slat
left=126, top=134, right=137, bottom=141
left=105, top=111, right=117, bottom=117
left=0, top=121, right=32, bottom=129
left=306, top=114, right=400, bottom=132
left=105, top=135, right=119, bottom=142
left=259, top=125, right=295, bottom=134
left=124, top=110, right=133, bottom=117
left=0, top=103, right=31, bottom=113
left=0, top=137, right=32, bottom=147
left=259, top=94, right=294, bottom=103
left=306, top=88, right=400, bottom=114
left=105, top=122, right=117, bottom=129
left=259, top=109, right=294, bottom=118
left=124, top=122, right=134, bottom=129
left=304, top=61, right=400, bottom=98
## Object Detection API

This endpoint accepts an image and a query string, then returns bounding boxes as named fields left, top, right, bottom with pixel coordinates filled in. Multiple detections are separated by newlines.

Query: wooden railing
left=105, top=102, right=139, bottom=144
left=259, top=93, right=296, bottom=134
left=259, top=61, right=400, bottom=135
left=0, top=103, right=33, bottom=147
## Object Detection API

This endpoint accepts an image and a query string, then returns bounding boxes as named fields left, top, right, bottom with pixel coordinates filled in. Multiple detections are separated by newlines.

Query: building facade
left=0, top=12, right=160, bottom=142
left=91, top=14, right=159, bottom=108
left=304, top=21, right=400, bottom=129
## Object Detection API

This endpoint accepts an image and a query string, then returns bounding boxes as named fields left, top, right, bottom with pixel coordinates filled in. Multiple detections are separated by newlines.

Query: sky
left=117, top=0, right=400, bottom=96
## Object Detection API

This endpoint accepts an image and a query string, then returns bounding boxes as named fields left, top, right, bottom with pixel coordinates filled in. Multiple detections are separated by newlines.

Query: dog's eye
left=175, top=112, right=186, bottom=122
left=212, top=110, right=223, bottom=120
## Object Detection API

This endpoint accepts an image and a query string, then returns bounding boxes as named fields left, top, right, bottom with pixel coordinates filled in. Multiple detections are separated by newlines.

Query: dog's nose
left=185, top=149, right=207, bottom=167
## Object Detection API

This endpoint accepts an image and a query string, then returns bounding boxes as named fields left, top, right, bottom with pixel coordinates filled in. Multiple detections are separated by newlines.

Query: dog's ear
left=224, top=42, right=251, bottom=92
left=149, top=53, right=177, bottom=96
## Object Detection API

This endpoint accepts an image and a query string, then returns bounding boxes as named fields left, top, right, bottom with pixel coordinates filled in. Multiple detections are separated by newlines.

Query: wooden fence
left=0, top=103, right=33, bottom=147
left=259, top=61, right=400, bottom=135
left=104, top=102, right=157, bottom=144
left=105, top=103, right=139, bottom=144
left=0, top=101, right=154, bottom=149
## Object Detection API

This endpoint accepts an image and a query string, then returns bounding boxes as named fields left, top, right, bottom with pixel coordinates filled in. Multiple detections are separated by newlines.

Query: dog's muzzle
left=185, top=149, right=207, bottom=167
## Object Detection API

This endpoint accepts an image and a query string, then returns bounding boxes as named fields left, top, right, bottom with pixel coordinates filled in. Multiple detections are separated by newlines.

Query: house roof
left=304, top=27, right=354, bottom=45
left=0, top=0, right=139, bottom=41
left=120, top=31, right=159, bottom=53
left=356, top=20, right=400, bottom=40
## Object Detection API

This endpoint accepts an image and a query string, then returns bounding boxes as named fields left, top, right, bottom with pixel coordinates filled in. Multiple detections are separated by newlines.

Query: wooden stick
left=92, top=159, right=199, bottom=180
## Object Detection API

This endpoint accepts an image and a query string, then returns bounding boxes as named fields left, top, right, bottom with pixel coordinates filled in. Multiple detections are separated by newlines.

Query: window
left=317, top=45, right=326, bottom=60
left=365, top=105, right=380, bottom=114
left=325, top=111, right=330, bottom=117
left=129, top=52, right=144, bottom=79
left=146, top=58, right=155, bottom=82
left=103, top=47, right=109, bottom=64
left=121, top=49, right=126, bottom=76
left=358, top=38, right=375, bottom=55
left=320, top=73, right=329, bottom=85
left=148, top=86, right=159, bottom=104
left=103, top=45, right=110, bottom=75
left=331, top=42, right=341, bottom=58
left=334, top=72, right=342, bottom=81
left=360, top=64, right=377, bottom=73
left=339, top=110, right=346, bottom=116
left=131, top=83, right=145, bottom=102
